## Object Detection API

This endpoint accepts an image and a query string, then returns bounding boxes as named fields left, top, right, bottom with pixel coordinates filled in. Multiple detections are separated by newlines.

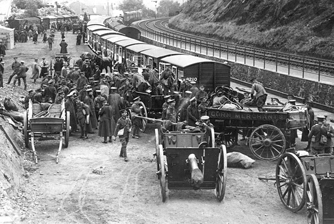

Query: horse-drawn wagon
left=23, top=99, right=70, bottom=164
left=274, top=151, right=334, bottom=224
left=154, top=124, right=227, bottom=202
left=206, top=97, right=308, bottom=160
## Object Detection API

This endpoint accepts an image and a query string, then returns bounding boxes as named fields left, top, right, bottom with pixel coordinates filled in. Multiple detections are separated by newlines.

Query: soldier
left=44, top=80, right=57, bottom=103
left=75, top=99, right=90, bottom=139
left=54, top=58, right=63, bottom=77
left=187, top=97, right=200, bottom=126
left=113, top=109, right=132, bottom=162
left=14, top=61, right=28, bottom=90
left=31, top=58, right=40, bottom=83
left=47, top=35, right=53, bottom=50
left=196, top=85, right=208, bottom=102
left=76, top=72, right=88, bottom=91
left=65, top=91, right=77, bottom=133
left=0, top=40, right=6, bottom=56
left=23, top=89, right=34, bottom=108
left=131, top=96, right=143, bottom=139
left=308, top=116, right=334, bottom=154
left=40, top=57, right=49, bottom=78
left=84, top=88, right=98, bottom=130
left=76, top=32, right=82, bottom=45
left=7, top=57, right=21, bottom=85
left=161, top=95, right=171, bottom=120
left=250, top=77, right=267, bottom=111
left=166, top=98, right=177, bottom=123
left=108, top=86, right=122, bottom=124
left=59, top=39, right=68, bottom=53
left=98, top=100, right=111, bottom=143
left=189, top=81, right=199, bottom=98
left=94, top=90, right=105, bottom=119
left=81, top=59, right=92, bottom=79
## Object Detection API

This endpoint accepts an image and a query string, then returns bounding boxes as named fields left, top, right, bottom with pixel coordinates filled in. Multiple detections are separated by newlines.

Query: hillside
left=170, top=0, right=334, bottom=59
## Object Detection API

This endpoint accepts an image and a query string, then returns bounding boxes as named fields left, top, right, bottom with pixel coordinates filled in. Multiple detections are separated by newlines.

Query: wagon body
left=23, top=100, right=70, bottom=163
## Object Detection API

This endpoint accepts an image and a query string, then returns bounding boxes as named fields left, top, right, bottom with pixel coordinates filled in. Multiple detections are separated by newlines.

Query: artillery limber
left=274, top=151, right=334, bottom=224
left=154, top=125, right=227, bottom=202
left=23, top=99, right=70, bottom=164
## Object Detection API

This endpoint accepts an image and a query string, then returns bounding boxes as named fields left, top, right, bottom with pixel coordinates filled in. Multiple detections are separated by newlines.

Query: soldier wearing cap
left=44, top=80, right=57, bottom=103
left=166, top=98, right=176, bottom=123
left=81, top=59, right=92, bottom=79
left=187, top=96, right=200, bottom=126
left=94, top=90, right=105, bottom=119
left=14, top=61, right=28, bottom=90
left=108, top=86, right=122, bottom=127
left=75, top=98, right=90, bottom=139
left=84, top=88, right=98, bottom=131
left=7, top=57, right=21, bottom=85
left=40, top=57, right=49, bottom=78
left=131, top=96, right=143, bottom=138
left=23, top=89, right=34, bottom=109
left=189, top=81, right=199, bottom=98
left=55, top=89, right=65, bottom=104
left=198, top=115, right=214, bottom=145
left=160, top=67, right=174, bottom=95
left=76, top=72, right=88, bottom=91
left=250, top=77, right=267, bottom=111
left=196, top=85, right=208, bottom=102
left=98, top=100, right=112, bottom=143
left=113, top=109, right=132, bottom=162
left=68, top=66, right=80, bottom=82
left=162, top=95, right=171, bottom=120
left=308, top=115, right=334, bottom=154
left=137, top=73, right=151, bottom=93
left=65, top=91, right=77, bottom=133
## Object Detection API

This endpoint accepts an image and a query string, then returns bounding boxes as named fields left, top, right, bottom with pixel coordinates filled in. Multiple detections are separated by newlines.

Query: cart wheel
left=306, top=174, right=323, bottom=224
left=276, top=152, right=306, bottom=212
left=64, top=111, right=70, bottom=148
left=138, top=101, right=148, bottom=133
left=23, top=111, right=29, bottom=148
left=216, top=145, right=227, bottom=202
left=158, top=145, right=167, bottom=202
left=223, top=130, right=238, bottom=149
left=249, top=124, right=286, bottom=160
left=155, top=129, right=160, bottom=173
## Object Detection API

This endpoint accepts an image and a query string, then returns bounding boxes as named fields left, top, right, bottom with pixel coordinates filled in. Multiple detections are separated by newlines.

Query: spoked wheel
left=155, top=129, right=160, bottom=173
left=223, top=129, right=238, bottom=150
left=276, top=152, right=307, bottom=212
left=64, top=111, right=70, bottom=148
left=158, top=145, right=167, bottom=202
left=306, top=174, right=323, bottom=224
left=23, top=111, right=29, bottom=148
left=138, top=101, right=148, bottom=133
left=216, top=145, right=227, bottom=202
left=249, top=124, right=286, bottom=160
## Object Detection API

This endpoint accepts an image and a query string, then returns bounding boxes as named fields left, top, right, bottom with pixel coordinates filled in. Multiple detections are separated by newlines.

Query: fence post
left=264, top=51, right=266, bottom=69
left=195, top=39, right=196, bottom=52
left=190, top=38, right=191, bottom=51
left=288, top=55, right=291, bottom=75
left=219, top=43, right=221, bottom=58
left=253, top=49, right=255, bottom=66
left=227, top=45, right=229, bottom=60
left=213, top=42, right=215, bottom=57
left=244, top=47, right=246, bottom=64
left=235, top=45, right=237, bottom=62
left=206, top=41, right=208, bottom=55
left=276, top=53, right=278, bottom=72
left=302, top=57, right=305, bottom=78
left=318, top=60, right=321, bottom=82
left=200, top=40, right=202, bottom=54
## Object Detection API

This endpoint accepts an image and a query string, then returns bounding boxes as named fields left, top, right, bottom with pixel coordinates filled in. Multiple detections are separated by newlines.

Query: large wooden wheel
left=138, top=101, right=148, bottom=133
left=249, top=124, right=286, bottom=160
left=158, top=145, right=167, bottom=202
left=223, top=129, right=238, bottom=150
left=306, top=174, right=323, bottom=224
left=276, top=152, right=307, bottom=212
left=23, top=111, right=29, bottom=148
left=216, top=145, right=227, bottom=202
left=155, top=129, right=160, bottom=173
left=64, top=111, right=70, bottom=148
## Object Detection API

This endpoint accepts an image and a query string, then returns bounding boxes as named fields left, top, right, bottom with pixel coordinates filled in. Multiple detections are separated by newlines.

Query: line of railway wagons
left=86, top=21, right=230, bottom=91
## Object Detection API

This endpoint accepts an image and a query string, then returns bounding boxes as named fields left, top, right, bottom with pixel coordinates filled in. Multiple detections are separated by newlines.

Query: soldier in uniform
left=76, top=72, right=88, bottom=91
left=14, top=61, right=28, bottom=90
left=23, top=89, right=35, bottom=109
left=308, top=116, right=334, bottom=154
left=166, top=98, right=177, bottom=123
left=250, top=77, right=267, bottom=111
left=75, top=99, right=90, bottom=139
left=113, top=109, right=132, bottom=162
left=40, top=57, right=49, bottom=78
left=7, top=57, right=21, bottom=85
left=94, top=90, right=105, bottom=120
left=131, top=96, right=143, bottom=139
left=161, top=95, right=171, bottom=120
left=187, top=97, right=200, bottom=126
left=65, top=91, right=77, bottom=134
left=98, top=100, right=111, bottom=143
left=84, top=88, right=98, bottom=131
left=44, top=80, right=57, bottom=103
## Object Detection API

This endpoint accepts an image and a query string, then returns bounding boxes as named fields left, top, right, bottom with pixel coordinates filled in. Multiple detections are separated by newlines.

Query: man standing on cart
left=250, top=77, right=267, bottom=111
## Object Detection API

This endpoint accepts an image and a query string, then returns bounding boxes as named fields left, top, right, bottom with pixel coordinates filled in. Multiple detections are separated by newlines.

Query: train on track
left=86, top=21, right=230, bottom=91
left=104, top=17, right=141, bottom=40
left=123, top=10, right=142, bottom=26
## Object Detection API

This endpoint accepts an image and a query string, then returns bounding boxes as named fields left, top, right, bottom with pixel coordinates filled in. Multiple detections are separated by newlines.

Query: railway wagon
left=159, top=55, right=231, bottom=91
left=123, top=10, right=142, bottom=26
left=106, top=19, right=141, bottom=40
left=91, top=30, right=123, bottom=53
left=86, top=25, right=110, bottom=48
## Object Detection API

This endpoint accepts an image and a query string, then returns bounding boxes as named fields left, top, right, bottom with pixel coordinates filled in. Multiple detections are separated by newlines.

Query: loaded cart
left=275, top=152, right=334, bottom=224
left=23, top=99, right=70, bottom=164
left=154, top=126, right=227, bottom=202
left=206, top=107, right=308, bottom=160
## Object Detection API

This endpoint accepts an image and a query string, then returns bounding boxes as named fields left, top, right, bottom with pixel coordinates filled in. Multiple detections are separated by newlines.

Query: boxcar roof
left=161, top=55, right=212, bottom=68
left=87, top=22, right=104, bottom=27
left=116, top=39, right=144, bottom=47
left=140, top=48, right=182, bottom=59
left=93, top=30, right=121, bottom=36
left=104, top=35, right=130, bottom=42
left=88, top=26, right=109, bottom=32
left=126, top=44, right=155, bottom=53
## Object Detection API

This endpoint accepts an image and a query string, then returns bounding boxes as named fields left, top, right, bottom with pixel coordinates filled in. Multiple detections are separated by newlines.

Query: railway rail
left=134, top=18, right=334, bottom=85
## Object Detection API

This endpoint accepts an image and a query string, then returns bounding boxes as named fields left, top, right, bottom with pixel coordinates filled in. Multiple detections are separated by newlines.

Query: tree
left=142, top=7, right=156, bottom=18
left=13, top=0, right=43, bottom=9
left=157, top=0, right=181, bottom=16
left=119, top=0, right=144, bottom=12
left=23, top=0, right=40, bottom=17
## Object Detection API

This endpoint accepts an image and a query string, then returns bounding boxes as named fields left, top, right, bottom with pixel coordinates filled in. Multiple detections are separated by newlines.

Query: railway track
left=134, top=18, right=334, bottom=81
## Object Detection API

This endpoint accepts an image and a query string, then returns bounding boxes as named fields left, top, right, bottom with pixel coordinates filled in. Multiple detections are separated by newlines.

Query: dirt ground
left=2, top=31, right=313, bottom=224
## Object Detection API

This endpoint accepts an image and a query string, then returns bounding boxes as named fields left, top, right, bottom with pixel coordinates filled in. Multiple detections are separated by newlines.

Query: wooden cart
left=206, top=107, right=308, bottom=160
left=276, top=152, right=334, bottom=224
left=154, top=127, right=227, bottom=202
left=23, top=99, right=70, bottom=164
